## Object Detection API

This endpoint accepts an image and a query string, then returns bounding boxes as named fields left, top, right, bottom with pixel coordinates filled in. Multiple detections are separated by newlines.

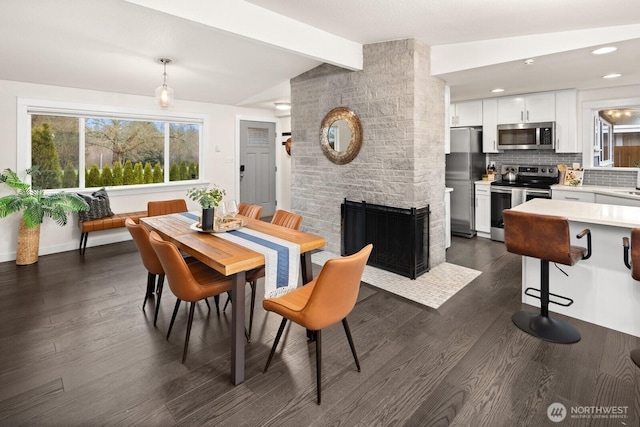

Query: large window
left=20, top=99, right=204, bottom=190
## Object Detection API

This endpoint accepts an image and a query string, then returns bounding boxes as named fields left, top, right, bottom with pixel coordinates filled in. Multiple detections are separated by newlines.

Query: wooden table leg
left=231, top=270, right=246, bottom=385
left=301, top=252, right=317, bottom=340
left=301, top=252, right=313, bottom=284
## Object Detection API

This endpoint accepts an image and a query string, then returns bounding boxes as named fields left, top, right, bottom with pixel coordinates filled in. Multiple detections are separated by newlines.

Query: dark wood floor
left=0, top=236, right=639, bottom=426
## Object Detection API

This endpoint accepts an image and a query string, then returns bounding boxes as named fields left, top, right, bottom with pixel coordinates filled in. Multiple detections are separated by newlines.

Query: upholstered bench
left=76, top=187, right=149, bottom=254
left=79, top=211, right=148, bottom=254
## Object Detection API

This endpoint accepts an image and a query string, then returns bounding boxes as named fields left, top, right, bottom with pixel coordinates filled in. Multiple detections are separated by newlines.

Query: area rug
left=311, top=251, right=482, bottom=309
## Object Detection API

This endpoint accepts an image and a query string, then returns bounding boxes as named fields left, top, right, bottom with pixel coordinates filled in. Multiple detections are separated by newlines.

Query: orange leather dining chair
left=126, top=218, right=214, bottom=326
left=147, top=199, right=188, bottom=217
left=623, top=228, right=640, bottom=367
left=270, top=209, right=303, bottom=230
left=223, top=209, right=303, bottom=341
left=147, top=198, right=221, bottom=311
left=149, top=230, right=233, bottom=363
left=125, top=218, right=167, bottom=326
left=238, top=202, right=263, bottom=220
left=262, top=244, right=373, bottom=404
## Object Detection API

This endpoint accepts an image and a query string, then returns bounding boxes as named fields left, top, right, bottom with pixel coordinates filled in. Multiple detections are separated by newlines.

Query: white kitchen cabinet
left=497, top=93, right=555, bottom=124
left=450, top=100, right=483, bottom=127
left=554, top=89, right=578, bottom=153
left=552, top=188, right=595, bottom=203
left=482, top=98, right=498, bottom=153
left=475, top=182, right=491, bottom=238
left=595, top=193, right=640, bottom=207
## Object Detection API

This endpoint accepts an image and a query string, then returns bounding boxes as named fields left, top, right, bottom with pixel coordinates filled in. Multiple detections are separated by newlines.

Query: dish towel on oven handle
left=217, top=228, right=300, bottom=298
left=511, top=188, right=526, bottom=208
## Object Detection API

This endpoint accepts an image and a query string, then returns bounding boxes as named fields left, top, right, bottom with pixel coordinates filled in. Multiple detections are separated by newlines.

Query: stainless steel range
left=490, top=164, right=559, bottom=242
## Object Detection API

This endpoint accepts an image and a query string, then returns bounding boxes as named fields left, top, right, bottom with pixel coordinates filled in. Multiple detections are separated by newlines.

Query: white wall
left=276, top=114, right=292, bottom=210
left=0, top=80, right=279, bottom=262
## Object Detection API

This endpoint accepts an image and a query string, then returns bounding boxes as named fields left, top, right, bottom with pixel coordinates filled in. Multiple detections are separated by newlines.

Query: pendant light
left=155, top=58, right=174, bottom=108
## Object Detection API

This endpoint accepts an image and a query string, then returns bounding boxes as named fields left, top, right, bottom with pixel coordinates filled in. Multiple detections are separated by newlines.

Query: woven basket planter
left=16, top=219, right=40, bottom=265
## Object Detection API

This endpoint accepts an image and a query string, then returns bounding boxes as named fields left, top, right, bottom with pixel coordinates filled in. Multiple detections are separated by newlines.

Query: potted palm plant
left=0, top=168, right=89, bottom=265
left=186, top=185, right=225, bottom=231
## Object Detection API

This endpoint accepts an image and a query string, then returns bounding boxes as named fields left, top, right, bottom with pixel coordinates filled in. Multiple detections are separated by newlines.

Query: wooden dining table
left=140, top=212, right=326, bottom=385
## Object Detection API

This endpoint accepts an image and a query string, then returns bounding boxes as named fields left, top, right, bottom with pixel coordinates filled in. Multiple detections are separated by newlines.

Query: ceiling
left=1, top=0, right=640, bottom=111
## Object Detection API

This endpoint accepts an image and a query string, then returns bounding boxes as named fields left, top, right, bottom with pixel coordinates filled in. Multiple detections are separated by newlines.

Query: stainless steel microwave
left=497, top=122, right=555, bottom=150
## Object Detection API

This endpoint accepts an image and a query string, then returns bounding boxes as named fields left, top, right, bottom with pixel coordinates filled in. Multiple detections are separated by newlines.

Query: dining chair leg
left=182, top=302, right=196, bottom=363
left=316, top=329, right=322, bottom=405
left=214, top=290, right=251, bottom=341
left=264, top=318, right=288, bottom=372
left=214, top=295, right=220, bottom=316
left=167, top=299, right=181, bottom=339
left=248, top=281, right=257, bottom=341
left=204, top=298, right=211, bottom=311
left=142, top=272, right=155, bottom=311
left=153, top=274, right=165, bottom=327
left=342, top=318, right=361, bottom=372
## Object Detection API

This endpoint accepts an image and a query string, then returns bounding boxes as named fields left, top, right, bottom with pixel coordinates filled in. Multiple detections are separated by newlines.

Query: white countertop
left=552, top=184, right=640, bottom=201
left=511, top=198, right=640, bottom=229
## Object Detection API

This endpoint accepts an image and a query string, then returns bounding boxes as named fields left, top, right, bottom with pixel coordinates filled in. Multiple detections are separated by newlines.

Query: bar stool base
left=512, top=311, right=580, bottom=344
left=631, top=348, right=640, bottom=368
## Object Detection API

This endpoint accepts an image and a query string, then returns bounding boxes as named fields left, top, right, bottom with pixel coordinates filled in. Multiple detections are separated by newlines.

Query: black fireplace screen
left=341, top=199, right=430, bottom=279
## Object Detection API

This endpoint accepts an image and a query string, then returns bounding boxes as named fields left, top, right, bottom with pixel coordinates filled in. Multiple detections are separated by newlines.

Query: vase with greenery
left=186, top=185, right=225, bottom=231
left=0, top=168, right=89, bottom=265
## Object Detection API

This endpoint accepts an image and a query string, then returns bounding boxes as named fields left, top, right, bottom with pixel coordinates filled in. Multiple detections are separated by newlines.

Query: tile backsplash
left=487, top=151, right=638, bottom=187
left=487, top=151, right=581, bottom=171
left=583, top=168, right=637, bottom=187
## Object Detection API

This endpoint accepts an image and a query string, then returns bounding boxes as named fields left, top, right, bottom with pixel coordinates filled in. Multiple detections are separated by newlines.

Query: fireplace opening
left=341, top=199, right=430, bottom=279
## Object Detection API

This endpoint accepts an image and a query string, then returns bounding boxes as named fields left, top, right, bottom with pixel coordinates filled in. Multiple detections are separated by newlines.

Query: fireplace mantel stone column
left=290, top=39, right=446, bottom=267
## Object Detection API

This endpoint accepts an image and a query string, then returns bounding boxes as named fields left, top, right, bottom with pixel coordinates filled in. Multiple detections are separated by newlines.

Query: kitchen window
left=17, top=98, right=205, bottom=190
left=593, top=112, right=613, bottom=167
left=584, top=97, right=640, bottom=169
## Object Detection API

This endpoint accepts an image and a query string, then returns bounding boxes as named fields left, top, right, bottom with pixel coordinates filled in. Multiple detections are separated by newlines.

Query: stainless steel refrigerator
left=446, top=127, right=485, bottom=238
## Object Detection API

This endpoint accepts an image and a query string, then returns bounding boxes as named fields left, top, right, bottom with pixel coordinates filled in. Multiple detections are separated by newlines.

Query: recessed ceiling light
left=491, top=88, right=505, bottom=93
left=274, top=102, right=291, bottom=110
left=524, top=59, right=534, bottom=65
left=603, top=73, right=622, bottom=79
left=591, top=46, right=617, bottom=55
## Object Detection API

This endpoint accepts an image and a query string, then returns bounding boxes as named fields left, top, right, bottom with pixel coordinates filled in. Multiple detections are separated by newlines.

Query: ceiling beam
left=123, top=0, right=363, bottom=70
left=431, top=24, right=640, bottom=75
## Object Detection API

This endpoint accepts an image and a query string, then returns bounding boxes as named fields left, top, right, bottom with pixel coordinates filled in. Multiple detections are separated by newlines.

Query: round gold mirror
left=320, top=107, right=363, bottom=164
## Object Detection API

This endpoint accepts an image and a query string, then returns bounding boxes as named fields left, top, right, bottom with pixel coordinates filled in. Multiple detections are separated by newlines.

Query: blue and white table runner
left=175, top=212, right=300, bottom=298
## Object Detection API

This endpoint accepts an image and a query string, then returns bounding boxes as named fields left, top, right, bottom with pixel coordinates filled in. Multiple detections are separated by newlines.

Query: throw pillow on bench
left=78, top=188, right=114, bottom=222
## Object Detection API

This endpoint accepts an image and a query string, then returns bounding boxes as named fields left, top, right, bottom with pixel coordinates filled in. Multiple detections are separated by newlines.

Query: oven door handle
left=490, top=187, right=513, bottom=194
left=524, top=189, right=552, bottom=197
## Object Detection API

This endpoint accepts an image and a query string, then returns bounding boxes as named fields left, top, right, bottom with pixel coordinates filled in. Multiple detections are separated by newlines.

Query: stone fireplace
left=290, top=39, right=446, bottom=268
left=342, top=199, right=430, bottom=279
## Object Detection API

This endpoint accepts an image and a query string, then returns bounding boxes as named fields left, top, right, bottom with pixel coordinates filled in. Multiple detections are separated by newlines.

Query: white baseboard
left=0, top=230, right=133, bottom=263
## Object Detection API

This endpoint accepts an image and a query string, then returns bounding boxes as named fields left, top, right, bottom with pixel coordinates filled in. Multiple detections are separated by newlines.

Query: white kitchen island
left=510, top=198, right=640, bottom=338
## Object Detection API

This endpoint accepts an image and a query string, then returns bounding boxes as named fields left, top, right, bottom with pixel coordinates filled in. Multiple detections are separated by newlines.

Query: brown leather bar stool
left=622, top=228, right=640, bottom=367
left=503, top=210, right=591, bottom=344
